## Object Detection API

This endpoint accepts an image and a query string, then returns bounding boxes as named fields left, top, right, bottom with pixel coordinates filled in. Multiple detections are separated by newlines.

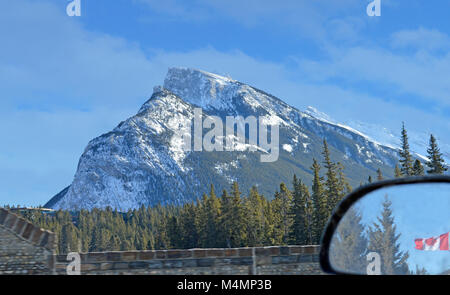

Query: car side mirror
left=320, top=176, right=450, bottom=275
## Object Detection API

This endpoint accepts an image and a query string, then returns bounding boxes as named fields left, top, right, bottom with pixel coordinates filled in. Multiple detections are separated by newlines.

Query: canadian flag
left=415, top=232, right=449, bottom=251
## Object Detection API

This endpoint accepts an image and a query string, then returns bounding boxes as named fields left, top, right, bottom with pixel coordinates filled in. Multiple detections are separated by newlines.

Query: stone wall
left=54, top=246, right=324, bottom=275
left=0, top=208, right=56, bottom=274
left=0, top=208, right=324, bottom=275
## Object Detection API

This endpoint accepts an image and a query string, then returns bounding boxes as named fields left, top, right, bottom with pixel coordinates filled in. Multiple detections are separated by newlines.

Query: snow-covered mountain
left=47, top=67, right=407, bottom=211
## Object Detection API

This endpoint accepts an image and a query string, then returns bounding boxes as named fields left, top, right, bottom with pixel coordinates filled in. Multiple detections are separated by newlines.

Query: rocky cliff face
left=48, top=67, right=401, bottom=211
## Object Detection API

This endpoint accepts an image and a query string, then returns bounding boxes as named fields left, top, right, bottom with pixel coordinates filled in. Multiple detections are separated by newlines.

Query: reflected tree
left=413, top=265, right=428, bottom=275
left=367, top=195, right=410, bottom=275
left=330, top=207, right=368, bottom=274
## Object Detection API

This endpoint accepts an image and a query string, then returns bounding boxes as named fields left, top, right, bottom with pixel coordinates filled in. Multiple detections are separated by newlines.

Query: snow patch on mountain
left=304, top=106, right=449, bottom=163
left=282, top=144, right=293, bottom=153
left=164, top=67, right=239, bottom=110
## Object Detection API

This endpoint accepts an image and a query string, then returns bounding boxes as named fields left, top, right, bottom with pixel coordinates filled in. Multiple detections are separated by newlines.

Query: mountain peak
left=165, top=67, right=235, bottom=85
left=304, top=106, right=335, bottom=123
left=163, top=67, right=239, bottom=110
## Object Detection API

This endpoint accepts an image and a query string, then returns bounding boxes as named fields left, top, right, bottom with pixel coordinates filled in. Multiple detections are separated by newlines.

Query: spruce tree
left=310, top=158, right=327, bottom=243
left=272, top=183, right=293, bottom=245
left=376, top=168, right=383, bottom=181
left=329, top=207, right=368, bottom=274
left=178, top=202, right=198, bottom=249
left=245, top=186, right=266, bottom=246
left=263, top=198, right=276, bottom=245
left=398, top=123, right=414, bottom=176
left=322, top=140, right=340, bottom=213
left=167, top=215, right=181, bottom=249
left=230, top=182, right=247, bottom=247
left=219, top=189, right=232, bottom=247
left=60, top=222, right=78, bottom=253
left=204, top=184, right=222, bottom=247
left=367, top=196, right=410, bottom=275
left=413, top=265, right=428, bottom=275
left=394, top=164, right=402, bottom=178
left=290, top=175, right=313, bottom=245
left=412, top=159, right=425, bottom=176
left=220, top=183, right=246, bottom=248
left=195, top=193, right=210, bottom=248
left=302, top=182, right=314, bottom=244
left=426, top=134, right=448, bottom=175
left=337, top=162, right=352, bottom=197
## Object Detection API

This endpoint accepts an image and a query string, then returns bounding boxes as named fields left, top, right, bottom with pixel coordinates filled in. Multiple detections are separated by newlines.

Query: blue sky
left=1, top=0, right=450, bottom=206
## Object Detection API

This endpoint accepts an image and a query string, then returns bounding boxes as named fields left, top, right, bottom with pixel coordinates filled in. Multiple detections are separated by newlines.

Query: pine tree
left=178, top=202, right=198, bottom=249
left=302, top=182, right=314, bottom=245
left=60, top=222, right=78, bottom=253
left=426, top=134, right=448, bottom=175
left=337, top=162, right=352, bottom=197
left=329, top=207, right=368, bottom=274
left=367, top=196, right=410, bottom=275
left=399, top=123, right=414, bottom=176
left=220, top=183, right=246, bottom=248
left=412, top=159, right=425, bottom=176
left=245, top=186, right=266, bottom=246
left=413, top=265, right=428, bottom=275
left=376, top=168, right=383, bottom=181
left=219, top=189, right=232, bottom=247
left=262, top=199, right=276, bottom=245
left=322, top=140, right=341, bottom=213
left=167, top=215, right=180, bottom=249
left=230, top=182, right=247, bottom=247
left=272, top=183, right=293, bottom=245
left=310, top=158, right=327, bottom=244
left=195, top=193, right=209, bottom=248
left=203, top=184, right=222, bottom=247
left=290, top=175, right=312, bottom=245
left=394, top=164, right=402, bottom=178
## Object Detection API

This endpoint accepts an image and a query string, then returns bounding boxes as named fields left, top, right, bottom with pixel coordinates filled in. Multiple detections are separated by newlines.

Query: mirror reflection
left=329, top=183, right=450, bottom=275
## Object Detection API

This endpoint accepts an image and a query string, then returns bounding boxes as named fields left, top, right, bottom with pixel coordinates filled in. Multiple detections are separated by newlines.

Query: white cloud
left=297, top=44, right=450, bottom=109
left=0, top=1, right=158, bottom=110
left=137, top=0, right=368, bottom=43
left=391, top=27, right=450, bottom=51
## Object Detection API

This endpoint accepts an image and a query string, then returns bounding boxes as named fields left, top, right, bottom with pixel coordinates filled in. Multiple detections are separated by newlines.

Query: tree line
left=15, top=139, right=351, bottom=254
left=11, top=124, right=447, bottom=255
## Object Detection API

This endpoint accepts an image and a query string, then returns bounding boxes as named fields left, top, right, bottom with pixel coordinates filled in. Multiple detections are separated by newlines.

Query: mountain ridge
left=47, top=67, right=412, bottom=211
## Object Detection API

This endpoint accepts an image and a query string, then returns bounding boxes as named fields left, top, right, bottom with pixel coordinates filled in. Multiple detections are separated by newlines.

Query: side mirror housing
left=320, top=176, right=450, bottom=275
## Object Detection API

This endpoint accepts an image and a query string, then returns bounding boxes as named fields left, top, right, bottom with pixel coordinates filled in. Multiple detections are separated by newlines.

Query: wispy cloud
left=391, top=27, right=450, bottom=51
left=297, top=42, right=450, bottom=110
left=0, top=1, right=158, bottom=111
left=137, top=0, right=369, bottom=43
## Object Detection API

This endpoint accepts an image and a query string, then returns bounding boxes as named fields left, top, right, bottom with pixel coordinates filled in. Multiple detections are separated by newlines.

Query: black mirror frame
left=319, top=175, right=450, bottom=275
